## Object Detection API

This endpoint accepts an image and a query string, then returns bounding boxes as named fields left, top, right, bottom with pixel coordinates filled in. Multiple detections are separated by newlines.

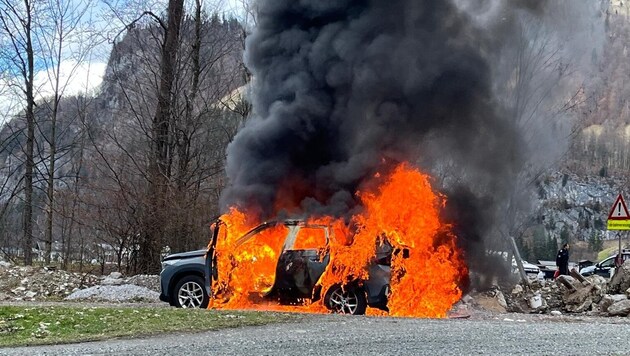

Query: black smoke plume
left=221, top=0, right=603, bottom=286
left=223, top=1, right=520, bottom=213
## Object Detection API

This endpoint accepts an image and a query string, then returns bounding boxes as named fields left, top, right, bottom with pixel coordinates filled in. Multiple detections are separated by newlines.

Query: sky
left=0, top=61, right=108, bottom=123
left=0, top=0, right=243, bottom=126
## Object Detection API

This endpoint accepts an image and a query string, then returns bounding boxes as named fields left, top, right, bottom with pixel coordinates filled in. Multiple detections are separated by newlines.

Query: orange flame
left=209, top=163, right=467, bottom=317
left=358, top=163, right=467, bottom=317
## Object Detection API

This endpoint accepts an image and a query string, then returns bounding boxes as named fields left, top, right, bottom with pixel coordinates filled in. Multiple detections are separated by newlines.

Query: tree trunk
left=44, top=31, right=65, bottom=265
left=44, top=91, right=59, bottom=265
left=140, top=0, right=185, bottom=273
left=172, top=0, right=202, bottom=252
left=22, top=0, right=35, bottom=266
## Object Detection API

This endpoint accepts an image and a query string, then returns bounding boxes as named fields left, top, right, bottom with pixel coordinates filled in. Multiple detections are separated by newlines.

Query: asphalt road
left=2, top=313, right=629, bottom=355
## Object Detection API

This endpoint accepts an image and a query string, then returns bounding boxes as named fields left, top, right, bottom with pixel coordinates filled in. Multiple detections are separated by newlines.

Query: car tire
left=324, top=284, right=367, bottom=315
left=173, top=275, right=209, bottom=308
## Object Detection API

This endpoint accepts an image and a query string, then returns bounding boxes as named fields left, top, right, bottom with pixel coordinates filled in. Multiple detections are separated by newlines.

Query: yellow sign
left=607, top=220, right=630, bottom=230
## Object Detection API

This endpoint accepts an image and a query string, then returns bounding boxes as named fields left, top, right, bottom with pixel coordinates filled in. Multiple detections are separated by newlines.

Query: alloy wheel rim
left=178, top=281, right=204, bottom=308
left=329, top=288, right=358, bottom=314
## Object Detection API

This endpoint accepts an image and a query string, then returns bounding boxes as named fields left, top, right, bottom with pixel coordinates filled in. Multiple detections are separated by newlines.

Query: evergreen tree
left=532, top=227, right=557, bottom=261
left=547, top=235, right=559, bottom=260
left=516, top=235, right=533, bottom=262
left=589, top=231, right=604, bottom=252
left=560, top=225, right=571, bottom=245
left=532, top=227, right=546, bottom=261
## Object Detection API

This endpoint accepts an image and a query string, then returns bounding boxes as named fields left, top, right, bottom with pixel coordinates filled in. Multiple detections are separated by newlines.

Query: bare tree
left=34, top=0, right=96, bottom=264
left=137, top=0, right=185, bottom=273
left=55, top=94, right=93, bottom=269
left=93, top=0, right=245, bottom=272
left=0, top=0, right=38, bottom=265
left=0, top=128, right=25, bottom=261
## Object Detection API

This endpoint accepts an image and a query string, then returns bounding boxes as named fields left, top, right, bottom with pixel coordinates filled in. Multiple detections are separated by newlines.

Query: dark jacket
left=556, top=248, right=569, bottom=275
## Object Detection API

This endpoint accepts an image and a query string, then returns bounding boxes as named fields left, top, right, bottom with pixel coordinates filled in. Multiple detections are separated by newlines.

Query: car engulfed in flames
left=205, top=163, right=469, bottom=318
left=205, top=219, right=401, bottom=315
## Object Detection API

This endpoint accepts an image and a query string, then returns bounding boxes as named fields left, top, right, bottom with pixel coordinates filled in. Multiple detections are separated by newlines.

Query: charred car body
left=204, top=219, right=399, bottom=315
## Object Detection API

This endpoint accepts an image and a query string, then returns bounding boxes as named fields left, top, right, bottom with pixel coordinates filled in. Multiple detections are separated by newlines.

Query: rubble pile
left=99, top=272, right=160, bottom=291
left=0, top=262, right=100, bottom=301
left=468, top=287, right=509, bottom=313
left=560, top=275, right=603, bottom=313
left=65, top=272, right=160, bottom=303
left=506, top=278, right=560, bottom=314
left=0, top=262, right=161, bottom=303
left=65, top=284, right=160, bottom=303
left=125, top=274, right=161, bottom=292
left=608, top=261, right=630, bottom=294
left=504, top=263, right=630, bottom=317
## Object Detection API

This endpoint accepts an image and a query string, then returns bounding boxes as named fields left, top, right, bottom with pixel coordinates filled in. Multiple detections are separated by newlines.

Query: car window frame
left=599, top=257, right=615, bottom=268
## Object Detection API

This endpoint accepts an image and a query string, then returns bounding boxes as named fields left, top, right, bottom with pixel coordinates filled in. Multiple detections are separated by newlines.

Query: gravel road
left=2, top=313, right=629, bottom=355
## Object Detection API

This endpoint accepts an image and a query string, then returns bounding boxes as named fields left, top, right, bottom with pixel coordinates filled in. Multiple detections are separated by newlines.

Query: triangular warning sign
left=608, top=194, right=630, bottom=220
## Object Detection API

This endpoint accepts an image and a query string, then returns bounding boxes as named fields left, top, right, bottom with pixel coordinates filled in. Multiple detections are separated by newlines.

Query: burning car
left=159, top=164, right=466, bottom=317
left=204, top=219, right=399, bottom=315
left=197, top=164, right=467, bottom=318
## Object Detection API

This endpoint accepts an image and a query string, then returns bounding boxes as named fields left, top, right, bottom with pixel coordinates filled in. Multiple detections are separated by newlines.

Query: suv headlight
left=161, top=259, right=177, bottom=270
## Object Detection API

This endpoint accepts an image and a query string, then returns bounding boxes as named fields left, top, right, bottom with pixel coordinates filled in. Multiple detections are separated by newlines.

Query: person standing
left=556, top=243, right=570, bottom=276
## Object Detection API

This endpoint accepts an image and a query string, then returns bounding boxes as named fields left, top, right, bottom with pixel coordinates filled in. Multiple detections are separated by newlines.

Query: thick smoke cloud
left=223, top=0, right=521, bottom=215
left=221, top=0, right=604, bottom=286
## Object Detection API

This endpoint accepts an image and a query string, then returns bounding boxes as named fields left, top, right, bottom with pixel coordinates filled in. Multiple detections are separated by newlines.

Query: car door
left=272, top=223, right=329, bottom=299
left=204, top=219, right=223, bottom=298
left=595, top=257, right=616, bottom=277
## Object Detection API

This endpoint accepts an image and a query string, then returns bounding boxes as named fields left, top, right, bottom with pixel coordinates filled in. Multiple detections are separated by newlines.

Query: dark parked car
left=159, top=249, right=210, bottom=308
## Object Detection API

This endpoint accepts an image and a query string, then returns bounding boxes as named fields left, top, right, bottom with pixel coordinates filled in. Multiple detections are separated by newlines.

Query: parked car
left=203, top=219, right=401, bottom=315
left=578, top=259, right=594, bottom=271
left=512, top=258, right=544, bottom=280
left=580, top=252, right=630, bottom=278
left=159, top=249, right=209, bottom=308
left=536, top=260, right=557, bottom=279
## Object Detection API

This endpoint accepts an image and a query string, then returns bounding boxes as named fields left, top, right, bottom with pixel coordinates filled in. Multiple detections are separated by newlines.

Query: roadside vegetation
left=0, top=306, right=295, bottom=347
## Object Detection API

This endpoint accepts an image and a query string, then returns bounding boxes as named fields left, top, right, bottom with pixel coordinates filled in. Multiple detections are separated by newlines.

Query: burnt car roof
left=233, top=219, right=329, bottom=247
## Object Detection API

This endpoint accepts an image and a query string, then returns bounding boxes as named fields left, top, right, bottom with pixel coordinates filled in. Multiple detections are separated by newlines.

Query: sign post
left=607, top=194, right=630, bottom=267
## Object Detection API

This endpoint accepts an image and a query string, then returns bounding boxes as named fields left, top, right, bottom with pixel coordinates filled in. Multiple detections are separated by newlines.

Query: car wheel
left=173, top=275, right=209, bottom=308
left=324, top=284, right=367, bottom=315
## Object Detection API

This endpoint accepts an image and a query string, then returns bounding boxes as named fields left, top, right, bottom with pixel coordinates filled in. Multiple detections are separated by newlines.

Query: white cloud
left=34, top=60, right=107, bottom=99
left=0, top=76, right=22, bottom=123
left=0, top=60, right=106, bottom=126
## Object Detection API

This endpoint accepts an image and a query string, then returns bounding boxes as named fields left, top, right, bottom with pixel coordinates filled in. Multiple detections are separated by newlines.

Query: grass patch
left=0, top=306, right=295, bottom=347
left=597, top=246, right=617, bottom=261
